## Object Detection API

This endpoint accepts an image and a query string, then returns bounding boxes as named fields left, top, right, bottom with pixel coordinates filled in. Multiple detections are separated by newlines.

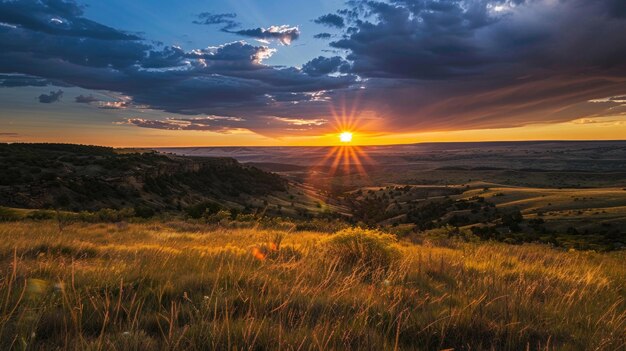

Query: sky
left=1, top=0, right=626, bottom=147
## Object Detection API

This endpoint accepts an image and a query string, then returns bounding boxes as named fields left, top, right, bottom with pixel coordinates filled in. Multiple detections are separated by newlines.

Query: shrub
left=185, top=201, right=222, bottom=219
left=205, top=209, right=231, bottom=224
left=27, top=210, right=56, bottom=220
left=235, top=213, right=256, bottom=222
left=95, top=208, right=134, bottom=222
left=324, top=228, right=401, bottom=270
left=0, top=207, right=22, bottom=221
left=134, top=204, right=156, bottom=219
left=294, top=218, right=348, bottom=233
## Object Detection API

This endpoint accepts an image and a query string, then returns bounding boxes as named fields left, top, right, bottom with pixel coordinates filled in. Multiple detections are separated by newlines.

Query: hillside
left=0, top=143, right=289, bottom=214
left=343, top=183, right=626, bottom=251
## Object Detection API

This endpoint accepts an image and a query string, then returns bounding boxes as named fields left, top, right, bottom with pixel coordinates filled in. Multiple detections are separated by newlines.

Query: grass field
left=0, top=221, right=624, bottom=350
left=459, top=185, right=626, bottom=235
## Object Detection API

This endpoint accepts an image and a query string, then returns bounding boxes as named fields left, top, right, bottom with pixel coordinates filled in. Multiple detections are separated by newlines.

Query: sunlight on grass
left=0, top=221, right=624, bottom=350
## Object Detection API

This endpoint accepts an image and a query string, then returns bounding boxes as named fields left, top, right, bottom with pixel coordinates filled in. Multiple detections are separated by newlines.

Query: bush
left=95, top=208, right=134, bottom=222
left=134, top=204, right=156, bottom=219
left=324, top=228, right=401, bottom=270
left=235, top=213, right=256, bottom=222
left=185, top=201, right=222, bottom=219
left=27, top=210, right=56, bottom=220
left=295, top=218, right=348, bottom=233
left=72, top=208, right=134, bottom=223
left=205, top=210, right=231, bottom=224
left=0, top=207, right=22, bottom=221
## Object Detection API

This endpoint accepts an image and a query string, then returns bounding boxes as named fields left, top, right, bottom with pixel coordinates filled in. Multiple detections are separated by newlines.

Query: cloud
left=75, top=94, right=99, bottom=103
left=0, top=0, right=140, bottom=40
left=193, top=12, right=239, bottom=30
left=0, top=23, right=150, bottom=69
left=0, top=74, right=50, bottom=87
left=3, top=0, right=626, bottom=137
left=125, top=116, right=246, bottom=133
left=589, top=95, right=626, bottom=103
left=270, top=116, right=327, bottom=126
left=228, top=25, right=300, bottom=45
left=302, top=56, right=350, bottom=76
left=98, top=101, right=130, bottom=109
left=0, top=132, right=18, bottom=136
left=0, top=0, right=354, bottom=135
left=187, top=41, right=276, bottom=65
left=126, top=114, right=331, bottom=135
left=332, top=0, right=626, bottom=80
left=193, top=12, right=299, bottom=45
left=313, top=33, right=332, bottom=39
left=0, top=73, right=70, bottom=87
left=38, top=89, right=63, bottom=103
left=314, top=0, right=626, bottom=132
left=142, top=45, right=186, bottom=68
left=314, top=14, right=345, bottom=28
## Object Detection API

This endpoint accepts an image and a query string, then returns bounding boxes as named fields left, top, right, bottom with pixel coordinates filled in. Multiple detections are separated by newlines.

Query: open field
left=0, top=221, right=624, bottom=350
left=160, top=141, right=626, bottom=189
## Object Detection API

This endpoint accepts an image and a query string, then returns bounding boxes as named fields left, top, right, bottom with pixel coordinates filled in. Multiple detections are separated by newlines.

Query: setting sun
left=339, top=132, right=353, bottom=143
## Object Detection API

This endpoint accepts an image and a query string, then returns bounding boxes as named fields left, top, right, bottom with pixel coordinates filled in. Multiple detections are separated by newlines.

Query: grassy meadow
left=0, top=220, right=624, bottom=350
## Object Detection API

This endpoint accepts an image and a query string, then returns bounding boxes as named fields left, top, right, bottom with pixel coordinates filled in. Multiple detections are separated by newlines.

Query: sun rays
left=308, top=96, right=375, bottom=179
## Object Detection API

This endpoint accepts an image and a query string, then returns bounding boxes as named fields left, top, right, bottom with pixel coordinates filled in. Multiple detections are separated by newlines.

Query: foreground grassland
left=0, top=222, right=624, bottom=350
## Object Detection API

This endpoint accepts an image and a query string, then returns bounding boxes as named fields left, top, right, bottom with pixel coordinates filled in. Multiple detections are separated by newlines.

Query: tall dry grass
left=0, top=221, right=623, bottom=350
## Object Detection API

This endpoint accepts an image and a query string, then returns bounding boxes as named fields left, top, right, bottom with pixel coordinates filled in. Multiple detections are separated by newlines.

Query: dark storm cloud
left=142, top=46, right=186, bottom=68
left=0, top=0, right=140, bottom=40
left=331, top=0, right=494, bottom=79
left=0, top=23, right=150, bottom=69
left=0, top=0, right=355, bottom=136
left=0, top=74, right=50, bottom=87
left=314, top=14, right=345, bottom=28
left=332, top=0, right=626, bottom=80
left=318, top=0, right=626, bottom=132
left=74, top=94, right=99, bottom=103
left=227, top=26, right=300, bottom=45
left=302, top=56, right=350, bottom=76
left=38, top=89, right=63, bottom=103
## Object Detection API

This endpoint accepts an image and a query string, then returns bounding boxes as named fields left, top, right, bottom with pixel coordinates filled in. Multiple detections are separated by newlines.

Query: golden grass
left=462, top=186, right=626, bottom=213
left=0, top=221, right=624, bottom=350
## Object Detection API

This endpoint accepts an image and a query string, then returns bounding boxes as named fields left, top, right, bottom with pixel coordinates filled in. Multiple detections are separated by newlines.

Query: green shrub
left=324, top=228, right=401, bottom=270
left=72, top=208, right=134, bottom=223
left=205, top=209, right=231, bottom=224
left=235, top=213, right=256, bottom=222
left=95, top=208, right=134, bottom=222
left=294, top=218, right=348, bottom=233
left=0, top=207, right=21, bottom=221
left=185, top=201, right=222, bottom=219
left=26, top=209, right=56, bottom=220
left=134, top=204, right=156, bottom=219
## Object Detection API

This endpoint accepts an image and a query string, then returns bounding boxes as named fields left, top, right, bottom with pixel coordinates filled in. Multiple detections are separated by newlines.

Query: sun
left=339, top=131, right=353, bottom=143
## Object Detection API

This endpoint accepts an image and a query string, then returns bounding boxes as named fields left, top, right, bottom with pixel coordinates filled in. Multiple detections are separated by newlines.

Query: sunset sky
left=1, top=0, right=626, bottom=146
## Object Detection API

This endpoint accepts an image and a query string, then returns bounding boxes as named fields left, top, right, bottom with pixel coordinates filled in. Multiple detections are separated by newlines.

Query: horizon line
left=3, top=139, right=626, bottom=149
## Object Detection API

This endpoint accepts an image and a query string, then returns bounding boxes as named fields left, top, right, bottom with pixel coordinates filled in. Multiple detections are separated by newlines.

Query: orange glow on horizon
left=2, top=114, right=626, bottom=148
